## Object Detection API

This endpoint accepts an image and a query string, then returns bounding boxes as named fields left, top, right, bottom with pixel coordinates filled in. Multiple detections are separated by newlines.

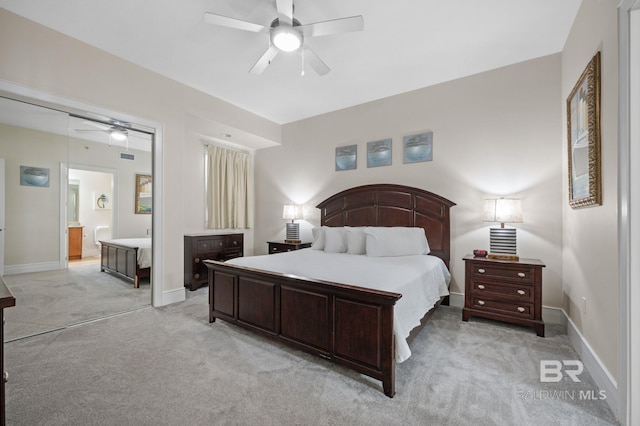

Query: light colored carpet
left=3, top=258, right=150, bottom=341
left=4, top=290, right=616, bottom=425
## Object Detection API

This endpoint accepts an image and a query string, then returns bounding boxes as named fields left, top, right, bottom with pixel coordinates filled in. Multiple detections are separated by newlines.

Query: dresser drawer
left=471, top=281, right=534, bottom=303
left=195, top=239, right=214, bottom=254
left=471, top=263, right=535, bottom=284
left=226, top=235, right=243, bottom=249
left=470, top=297, right=534, bottom=320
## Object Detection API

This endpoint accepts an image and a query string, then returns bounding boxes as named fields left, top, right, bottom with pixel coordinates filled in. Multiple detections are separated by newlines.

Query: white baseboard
left=449, top=291, right=464, bottom=308
left=160, top=287, right=185, bottom=306
left=564, top=311, right=618, bottom=419
left=3, top=261, right=61, bottom=275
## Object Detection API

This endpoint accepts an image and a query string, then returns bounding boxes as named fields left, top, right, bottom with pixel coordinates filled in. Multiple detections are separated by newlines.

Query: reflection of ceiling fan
left=74, top=120, right=131, bottom=142
left=204, top=0, right=364, bottom=76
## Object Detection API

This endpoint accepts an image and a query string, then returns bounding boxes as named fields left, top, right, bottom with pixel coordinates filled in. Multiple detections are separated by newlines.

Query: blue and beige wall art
left=335, top=144, right=357, bottom=171
left=367, top=139, right=392, bottom=168
left=403, top=131, right=433, bottom=164
left=20, top=166, right=49, bottom=187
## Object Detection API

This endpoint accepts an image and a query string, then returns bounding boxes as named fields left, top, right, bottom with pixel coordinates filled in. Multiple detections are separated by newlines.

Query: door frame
left=0, top=81, right=163, bottom=308
left=60, top=164, right=119, bottom=268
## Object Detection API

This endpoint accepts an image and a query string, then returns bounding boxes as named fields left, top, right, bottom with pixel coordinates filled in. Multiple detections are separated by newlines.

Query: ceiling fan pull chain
left=301, top=49, right=305, bottom=76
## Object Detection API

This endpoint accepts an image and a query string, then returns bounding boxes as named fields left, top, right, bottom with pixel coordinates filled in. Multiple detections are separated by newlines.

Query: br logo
left=540, top=360, right=584, bottom=383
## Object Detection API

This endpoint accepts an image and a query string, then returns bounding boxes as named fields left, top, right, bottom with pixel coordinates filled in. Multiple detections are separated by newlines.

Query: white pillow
left=311, top=226, right=326, bottom=250
left=323, top=227, right=348, bottom=253
left=364, top=227, right=430, bottom=257
left=346, top=227, right=367, bottom=255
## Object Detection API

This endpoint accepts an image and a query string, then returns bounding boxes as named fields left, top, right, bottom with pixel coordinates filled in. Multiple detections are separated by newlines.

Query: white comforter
left=227, top=249, right=450, bottom=362
left=103, top=238, right=152, bottom=269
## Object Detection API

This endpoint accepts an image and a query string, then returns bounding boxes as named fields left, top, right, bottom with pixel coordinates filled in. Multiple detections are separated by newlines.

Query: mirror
left=68, top=179, right=80, bottom=224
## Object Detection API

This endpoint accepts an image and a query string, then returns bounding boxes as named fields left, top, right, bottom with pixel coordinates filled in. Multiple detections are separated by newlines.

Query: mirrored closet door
left=0, top=96, right=152, bottom=342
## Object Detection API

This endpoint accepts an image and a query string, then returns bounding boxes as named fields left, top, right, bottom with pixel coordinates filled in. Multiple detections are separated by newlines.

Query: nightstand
left=462, top=254, right=545, bottom=337
left=268, top=241, right=312, bottom=254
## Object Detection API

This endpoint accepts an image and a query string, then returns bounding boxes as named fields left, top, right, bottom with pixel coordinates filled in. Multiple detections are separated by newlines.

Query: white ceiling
left=0, top=0, right=581, bottom=125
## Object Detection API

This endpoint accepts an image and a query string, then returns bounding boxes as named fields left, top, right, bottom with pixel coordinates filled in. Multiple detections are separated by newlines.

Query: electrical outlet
left=582, top=297, right=587, bottom=315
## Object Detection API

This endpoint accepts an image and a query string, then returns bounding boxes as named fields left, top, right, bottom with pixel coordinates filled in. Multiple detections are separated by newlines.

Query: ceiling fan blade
left=74, top=129, right=106, bottom=133
left=204, top=12, right=268, bottom=33
left=303, top=47, right=330, bottom=76
left=299, top=15, right=364, bottom=37
left=81, top=120, right=110, bottom=130
left=275, top=0, right=293, bottom=26
left=249, top=46, right=280, bottom=75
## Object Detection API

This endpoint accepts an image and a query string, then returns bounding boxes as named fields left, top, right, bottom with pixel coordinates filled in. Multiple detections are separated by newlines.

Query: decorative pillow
left=346, top=227, right=367, bottom=255
left=311, top=226, right=326, bottom=250
left=323, top=227, right=348, bottom=253
left=364, top=227, right=430, bottom=257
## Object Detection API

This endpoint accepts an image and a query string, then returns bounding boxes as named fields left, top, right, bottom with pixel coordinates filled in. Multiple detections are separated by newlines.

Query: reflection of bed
left=204, top=184, right=455, bottom=397
left=100, top=238, right=152, bottom=288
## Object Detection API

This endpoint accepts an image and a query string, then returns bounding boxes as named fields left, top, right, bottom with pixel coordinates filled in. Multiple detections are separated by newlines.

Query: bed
left=99, top=238, right=152, bottom=288
left=204, top=184, right=455, bottom=397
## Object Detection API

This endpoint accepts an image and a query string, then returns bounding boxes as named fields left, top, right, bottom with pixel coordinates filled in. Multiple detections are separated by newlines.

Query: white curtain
left=206, top=145, right=252, bottom=229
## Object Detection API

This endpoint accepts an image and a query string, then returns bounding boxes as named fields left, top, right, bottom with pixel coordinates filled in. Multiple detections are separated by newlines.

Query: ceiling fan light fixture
left=271, top=26, right=302, bottom=52
left=110, top=130, right=128, bottom=141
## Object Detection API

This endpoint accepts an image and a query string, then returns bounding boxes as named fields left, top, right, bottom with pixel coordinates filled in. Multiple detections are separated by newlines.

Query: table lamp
left=282, top=204, right=303, bottom=243
left=483, top=198, right=523, bottom=260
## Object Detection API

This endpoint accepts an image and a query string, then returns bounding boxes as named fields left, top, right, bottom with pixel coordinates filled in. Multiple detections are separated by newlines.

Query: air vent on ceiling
left=120, top=152, right=135, bottom=161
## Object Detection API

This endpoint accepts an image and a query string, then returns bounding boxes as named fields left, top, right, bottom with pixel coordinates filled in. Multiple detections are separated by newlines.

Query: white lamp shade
left=282, top=204, right=303, bottom=221
left=483, top=199, right=523, bottom=224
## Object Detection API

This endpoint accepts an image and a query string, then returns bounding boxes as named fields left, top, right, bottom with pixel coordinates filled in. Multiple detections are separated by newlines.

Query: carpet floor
left=4, top=290, right=617, bottom=425
left=3, top=258, right=150, bottom=341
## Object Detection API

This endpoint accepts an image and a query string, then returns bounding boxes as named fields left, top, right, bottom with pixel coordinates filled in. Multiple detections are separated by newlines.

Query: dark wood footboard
left=205, top=260, right=402, bottom=397
left=100, top=241, right=150, bottom=288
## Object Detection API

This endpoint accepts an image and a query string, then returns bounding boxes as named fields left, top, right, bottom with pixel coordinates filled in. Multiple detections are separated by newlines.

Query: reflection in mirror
left=68, top=179, right=80, bottom=224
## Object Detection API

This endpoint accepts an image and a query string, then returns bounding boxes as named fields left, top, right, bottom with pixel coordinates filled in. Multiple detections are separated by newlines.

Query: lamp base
left=488, top=253, right=520, bottom=261
left=284, top=239, right=301, bottom=244
left=285, top=222, right=300, bottom=242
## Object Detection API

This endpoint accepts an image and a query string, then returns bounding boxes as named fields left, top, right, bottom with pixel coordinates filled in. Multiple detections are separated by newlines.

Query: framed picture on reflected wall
left=567, top=52, right=601, bottom=208
left=135, top=174, right=152, bottom=214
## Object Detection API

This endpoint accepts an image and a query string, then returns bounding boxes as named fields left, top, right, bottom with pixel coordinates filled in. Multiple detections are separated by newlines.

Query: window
left=205, top=145, right=251, bottom=229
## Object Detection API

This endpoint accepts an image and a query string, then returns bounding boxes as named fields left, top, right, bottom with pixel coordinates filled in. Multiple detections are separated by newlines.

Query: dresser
left=68, top=226, right=83, bottom=260
left=462, top=255, right=545, bottom=337
left=184, top=233, right=243, bottom=291
left=0, top=277, right=16, bottom=425
left=267, top=241, right=311, bottom=254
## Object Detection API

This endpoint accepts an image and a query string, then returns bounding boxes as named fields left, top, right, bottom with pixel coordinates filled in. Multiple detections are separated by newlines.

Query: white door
left=0, top=158, right=4, bottom=276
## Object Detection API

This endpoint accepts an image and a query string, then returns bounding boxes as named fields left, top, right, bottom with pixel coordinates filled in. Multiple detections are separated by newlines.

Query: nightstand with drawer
left=462, top=255, right=545, bottom=337
left=267, top=241, right=312, bottom=254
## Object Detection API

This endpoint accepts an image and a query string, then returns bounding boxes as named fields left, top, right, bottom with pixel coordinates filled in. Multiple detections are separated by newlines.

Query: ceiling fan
left=204, top=0, right=364, bottom=76
left=74, top=120, right=131, bottom=142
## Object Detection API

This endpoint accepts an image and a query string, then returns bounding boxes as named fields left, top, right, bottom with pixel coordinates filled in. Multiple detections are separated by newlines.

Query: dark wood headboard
left=316, top=184, right=456, bottom=267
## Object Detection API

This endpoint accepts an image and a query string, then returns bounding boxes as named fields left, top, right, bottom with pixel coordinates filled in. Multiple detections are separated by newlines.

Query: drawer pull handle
left=517, top=272, right=526, bottom=278
left=517, top=307, right=525, bottom=313
left=195, top=257, right=200, bottom=263
left=3, top=371, right=7, bottom=383
left=517, top=289, right=525, bottom=295
left=478, top=300, right=485, bottom=306
left=233, top=241, right=238, bottom=245
left=194, top=274, right=200, bottom=279
left=478, top=285, right=485, bottom=290
left=478, top=268, right=486, bottom=274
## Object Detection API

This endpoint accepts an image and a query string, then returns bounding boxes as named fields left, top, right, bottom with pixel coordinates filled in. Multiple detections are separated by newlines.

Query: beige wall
left=254, top=54, right=563, bottom=304
left=0, top=9, right=280, bottom=300
left=561, top=0, right=619, bottom=379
